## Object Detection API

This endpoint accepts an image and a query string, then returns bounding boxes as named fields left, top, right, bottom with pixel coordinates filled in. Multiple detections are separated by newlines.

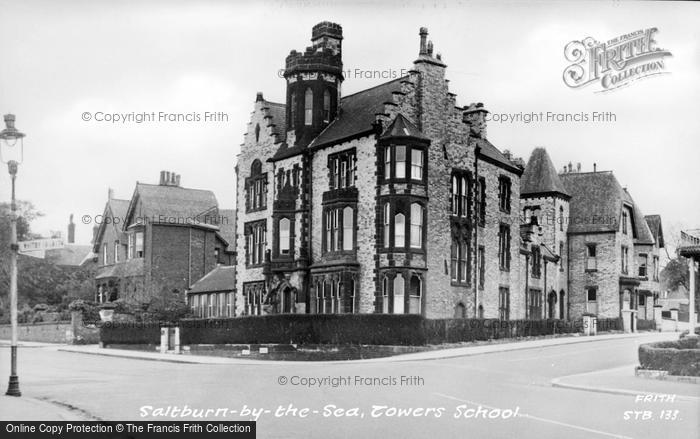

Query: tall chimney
left=419, top=27, right=428, bottom=55
left=67, top=214, right=75, bottom=244
left=593, top=163, right=597, bottom=172
left=576, top=162, right=581, bottom=172
left=159, top=171, right=166, bottom=185
left=568, top=162, right=572, bottom=172
left=108, top=188, right=114, bottom=200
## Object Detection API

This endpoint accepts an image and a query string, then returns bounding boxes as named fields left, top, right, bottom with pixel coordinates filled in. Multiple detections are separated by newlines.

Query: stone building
left=557, top=164, right=663, bottom=330
left=235, top=22, right=522, bottom=318
left=518, top=149, right=664, bottom=330
left=93, top=172, right=236, bottom=305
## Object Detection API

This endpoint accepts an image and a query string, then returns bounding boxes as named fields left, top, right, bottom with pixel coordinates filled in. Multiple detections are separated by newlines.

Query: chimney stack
left=568, top=162, right=572, bottom=173
left=576, top=162, right=581, bottom=172
left=593, top=163, right=597, bottom=172
left=108, top=188, right=114, bottom=200
left=419, top=27, right=428, bottom=55
left=159, top=171, right=181, bottom=186
left=463, top=102, right=489, bottom=139
left=67, top=214, right=75, bottom=244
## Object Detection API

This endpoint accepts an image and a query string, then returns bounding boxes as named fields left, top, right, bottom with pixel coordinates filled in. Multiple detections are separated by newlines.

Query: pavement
left=31, top=330, right=680, bottom=365
left=2, top=330, right=697, bottom=427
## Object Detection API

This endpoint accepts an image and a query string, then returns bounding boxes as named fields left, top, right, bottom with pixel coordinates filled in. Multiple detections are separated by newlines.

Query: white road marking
left=434, top=392, right=634, bottom=439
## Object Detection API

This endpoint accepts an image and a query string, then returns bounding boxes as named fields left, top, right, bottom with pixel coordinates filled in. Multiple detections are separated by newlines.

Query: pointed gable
left=521, top=148, right=570, bottom=198
left=380, top=113, right=429, bottom=141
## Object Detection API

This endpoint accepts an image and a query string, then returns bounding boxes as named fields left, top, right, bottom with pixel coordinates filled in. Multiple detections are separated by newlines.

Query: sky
left=0, top=0, right=698, bottom=254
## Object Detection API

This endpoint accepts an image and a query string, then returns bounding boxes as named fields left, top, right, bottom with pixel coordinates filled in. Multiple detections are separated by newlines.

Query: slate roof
left=217, top=208, right=237, bottom=252
left=44, top=244, right=94, bottom=267
left=623, top=188, right=655, bottom=245
left=380, top=113, right=429, bottom=140
left=265, top=102, right=287, bottom=140
left=561, top=171, right=655, bottom=240
left=521, top=148, right=570, bottom=198
left=308, top=77, right=407, bottom=149
left=474, top=138, right=522, bottom=174
left=560, top=171, right=623, bottom=234
left=126, top=183, right=218, bottom=225
left=188, top=265, right=236, bottom=293
left=645, top=214, right=664, bottom=248
left=93, top=198, right=130, bottom=252
left=95, top=258, right=145, bottom=279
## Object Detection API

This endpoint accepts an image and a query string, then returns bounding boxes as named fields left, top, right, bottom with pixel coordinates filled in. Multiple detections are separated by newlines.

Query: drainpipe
left=543, top=259, right=547, bottom=319
left=473, top=144, right=480, bottom=317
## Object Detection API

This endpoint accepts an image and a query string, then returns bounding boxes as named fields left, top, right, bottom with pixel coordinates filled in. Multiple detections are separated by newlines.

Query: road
left=1, top=333, right=698, bottom=438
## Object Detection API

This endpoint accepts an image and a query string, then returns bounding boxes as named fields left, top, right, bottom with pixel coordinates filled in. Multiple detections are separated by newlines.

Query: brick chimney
left=159, top=171, right=181, bottom=187
left=67, top=214, right=75, bottom=244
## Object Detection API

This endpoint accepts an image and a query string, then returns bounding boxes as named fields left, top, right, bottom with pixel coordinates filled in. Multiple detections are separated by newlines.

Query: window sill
left=451, top=282, right=472, bottom=288
left=245, top=263, right=265, bottom=269
left=585, top=269, right=598, bottom=273
left=499, top=267, right=510, bottom=272
left=246, top=207, right=267, bottom=214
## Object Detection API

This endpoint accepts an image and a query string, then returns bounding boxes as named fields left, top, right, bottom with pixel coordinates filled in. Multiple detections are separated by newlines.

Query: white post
left=689, top=259, right=697, bottom=335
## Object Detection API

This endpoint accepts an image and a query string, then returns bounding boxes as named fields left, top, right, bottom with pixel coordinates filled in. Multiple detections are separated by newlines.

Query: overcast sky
left=0, top=0, right=698, bottom=250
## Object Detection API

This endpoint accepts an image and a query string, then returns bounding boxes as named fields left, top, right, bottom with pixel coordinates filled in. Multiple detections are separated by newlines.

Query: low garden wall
left=638, top=337, right=700, bottom=377
left=99, top=315, right=617, bottom=347
left=0, top=312, right=100, bottom=344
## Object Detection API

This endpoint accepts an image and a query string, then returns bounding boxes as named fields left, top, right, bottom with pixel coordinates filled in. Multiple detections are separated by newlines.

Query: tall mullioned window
left=304, top=88, right=313, bottom=126
left=328, top=149, right=356, bottom=190
left=498, top=224, right=511, bottom=271
left=451, top=171, right=471, bottom=218
left=245, top=221, right=266, bottom=266
left=246, top=160, right=267, bottom=212
left=323, top=206, right=355, bottom=253
left=498, top=176, right=511, bottom=213
left=323, top=89, right=331, bottom=123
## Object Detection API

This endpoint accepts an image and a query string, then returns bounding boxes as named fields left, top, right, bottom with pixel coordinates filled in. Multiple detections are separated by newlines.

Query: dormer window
left=622, top=210, right=628, bottom=234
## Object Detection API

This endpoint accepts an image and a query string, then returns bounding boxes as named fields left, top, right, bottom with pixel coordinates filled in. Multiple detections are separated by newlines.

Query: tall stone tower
left=284, top=21, right=343, bottom=147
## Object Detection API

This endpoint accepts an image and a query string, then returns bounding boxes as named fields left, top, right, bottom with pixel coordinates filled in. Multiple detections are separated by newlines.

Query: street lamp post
left=0, top=114, right=26, bottom=397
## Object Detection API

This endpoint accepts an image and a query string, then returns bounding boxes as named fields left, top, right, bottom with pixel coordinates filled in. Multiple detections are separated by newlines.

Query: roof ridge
left=341, top=76, right=409, bottom=100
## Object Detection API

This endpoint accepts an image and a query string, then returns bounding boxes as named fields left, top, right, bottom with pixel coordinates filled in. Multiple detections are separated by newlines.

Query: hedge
left=179, top=314, right=425, bottom=346
left=100, top=321, right=161, bottom=345
left=638, top=338, right=700, bottom=376
left=423, top=318, right=579, bottom=344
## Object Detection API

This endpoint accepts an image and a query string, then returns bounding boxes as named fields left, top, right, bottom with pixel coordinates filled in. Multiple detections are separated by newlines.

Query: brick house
left=93, top=172, right=235, bottom=305
left=235, top=22, right=522, bottom=318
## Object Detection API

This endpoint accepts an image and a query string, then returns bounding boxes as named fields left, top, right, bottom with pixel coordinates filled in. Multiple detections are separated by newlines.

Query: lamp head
left=0, top=114, right=25, bottom=165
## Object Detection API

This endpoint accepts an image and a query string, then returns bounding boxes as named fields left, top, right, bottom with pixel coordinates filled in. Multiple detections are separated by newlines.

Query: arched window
left=304, top=88, right=313, bottom=126
left=559, top=290, right=566, bottom=319
left=409, top=275, right=421, bottom=314
left=410, top=203, right=423, bottom=249
left=290, top=93, right=296, bottom=129
left=383, top=203, right=391, bottom=248
left=394, top=213, right=405, bottom=247
left=323, top=89, right=331, bottom=122
left=251, top=159, right=262, bottom=176
left=382, top=276, right=389, bottom=313
left=478, top=304, right=484, bottom=319
left=342, top=206, right=354, bottom=251
left=454, top=302, right=466, bottom=319
left=255, top=123, right=260, bottom=143
left=393, top=273, right=405, bottom=314
left=279, top=218, right=290, bottom=255
left=451, top=175, right=459, bottom=215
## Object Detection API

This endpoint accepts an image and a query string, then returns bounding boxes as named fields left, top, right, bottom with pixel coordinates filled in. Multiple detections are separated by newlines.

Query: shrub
left=179, top=314, right=425, bottom=346
left=423, top=319, right=579, bottom=344
left=638, top=340, right=700, bottom=376
left=68, top=300, right=100, bottom=323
